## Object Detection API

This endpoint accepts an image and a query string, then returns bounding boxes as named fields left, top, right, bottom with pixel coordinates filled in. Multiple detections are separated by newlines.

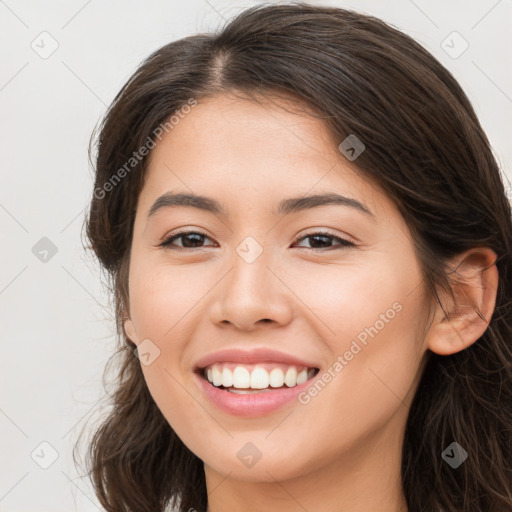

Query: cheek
left=129, top=260, right=212, bottom=340
left=287, top=255, right=426, bottom=426
left=286, top=254, right=421, bottom=347
left=128, top=261, right=211, bottom=444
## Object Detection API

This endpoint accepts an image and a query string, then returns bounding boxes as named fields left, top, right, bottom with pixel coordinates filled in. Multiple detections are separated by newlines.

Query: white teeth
left=250, top=367, right=269, bottom=389
left=212, top=366, right=223, bottom=386
left=222, top=367, right=233, bottom=387
left=232, top=367, right=251, bottom=388
left=203, top=364, right=317, bottom=390
left=296, top=368, right=308, bottom=385
left=269, top=368, right=284, bottom=387
left=284, top=367, right=297, bottom=387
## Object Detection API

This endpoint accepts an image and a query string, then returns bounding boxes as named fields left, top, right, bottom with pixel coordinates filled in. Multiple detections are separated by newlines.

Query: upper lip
left=194, top=347, right=320, bottom=371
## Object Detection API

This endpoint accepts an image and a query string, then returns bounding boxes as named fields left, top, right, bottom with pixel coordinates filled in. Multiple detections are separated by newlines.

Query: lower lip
left=194, top=371, right=315, bottom=417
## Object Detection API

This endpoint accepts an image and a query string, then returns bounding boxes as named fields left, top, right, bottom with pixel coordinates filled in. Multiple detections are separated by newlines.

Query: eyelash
left=158, top=229, right=355, bottom=251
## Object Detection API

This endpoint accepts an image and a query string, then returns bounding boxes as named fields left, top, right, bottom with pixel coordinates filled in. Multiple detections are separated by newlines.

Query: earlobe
left=425, top=248, right=498, bottom=356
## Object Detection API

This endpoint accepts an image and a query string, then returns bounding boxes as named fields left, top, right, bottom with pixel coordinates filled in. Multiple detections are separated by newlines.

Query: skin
left=123, top=94, right=498, bottom=512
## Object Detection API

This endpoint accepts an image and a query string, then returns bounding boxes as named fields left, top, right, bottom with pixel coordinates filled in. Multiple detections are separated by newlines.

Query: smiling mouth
left=196, top=363, right=320, bottom=393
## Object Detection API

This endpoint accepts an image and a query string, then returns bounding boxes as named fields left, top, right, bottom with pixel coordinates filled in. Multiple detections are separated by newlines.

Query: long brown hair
left=75, top=3, right=512, bottom=511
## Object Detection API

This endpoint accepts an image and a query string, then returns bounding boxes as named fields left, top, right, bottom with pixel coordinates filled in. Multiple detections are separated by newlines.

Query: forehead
left=158, top=93, right=340, bottom=164
left=138, top=94, right=389, bottom=219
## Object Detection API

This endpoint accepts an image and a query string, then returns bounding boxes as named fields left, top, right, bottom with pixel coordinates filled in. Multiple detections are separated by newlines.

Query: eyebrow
left=147, top=191, right=375, bottom=219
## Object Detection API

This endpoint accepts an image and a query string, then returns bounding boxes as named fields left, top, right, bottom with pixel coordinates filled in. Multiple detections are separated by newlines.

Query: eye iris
left=181, top=233, right=205, bottom=247
left=307, top=234, right=332, bottom=248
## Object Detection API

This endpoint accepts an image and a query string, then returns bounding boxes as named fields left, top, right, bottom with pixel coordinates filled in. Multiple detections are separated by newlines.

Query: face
left=124, top=93, right=431, bottom=482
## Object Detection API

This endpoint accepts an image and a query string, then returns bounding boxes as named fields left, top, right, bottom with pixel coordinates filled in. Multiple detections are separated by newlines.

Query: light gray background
left=1, top=0, right=511, bottom=510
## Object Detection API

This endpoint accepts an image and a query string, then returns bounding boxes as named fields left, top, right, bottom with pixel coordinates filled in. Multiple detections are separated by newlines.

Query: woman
left=77, top=3, right=512, bottom=511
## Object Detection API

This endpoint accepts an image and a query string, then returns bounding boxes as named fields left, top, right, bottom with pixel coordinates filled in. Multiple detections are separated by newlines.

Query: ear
left=425, top=247, right=498, bottom=356
left=123, top=315, right=139, bottom=346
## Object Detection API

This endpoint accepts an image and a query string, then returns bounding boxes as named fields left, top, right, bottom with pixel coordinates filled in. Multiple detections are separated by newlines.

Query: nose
left=209, top=247, right=294, bottom=332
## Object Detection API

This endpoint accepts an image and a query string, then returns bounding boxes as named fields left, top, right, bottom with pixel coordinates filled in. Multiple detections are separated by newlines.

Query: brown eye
left=293, top=231, right=355, bottom=250
left=159, top=230, right=355, bottom=251
left=160, top=231, right=215, bottom=249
